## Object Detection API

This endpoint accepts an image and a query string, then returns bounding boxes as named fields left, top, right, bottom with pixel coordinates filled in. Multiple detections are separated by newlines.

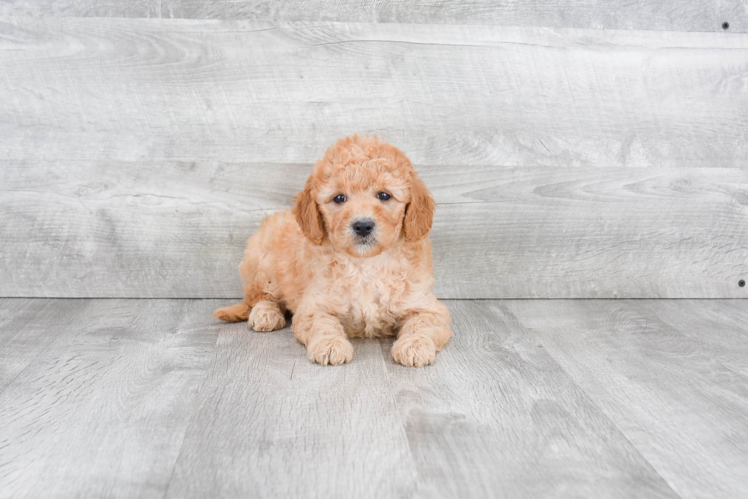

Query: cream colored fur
left=214, top=135, right=452, bottom=366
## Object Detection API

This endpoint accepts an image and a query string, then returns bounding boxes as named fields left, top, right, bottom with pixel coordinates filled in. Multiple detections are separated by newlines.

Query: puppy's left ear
left=293, top=178, right=325, bottom=245
left=403, top=173, right=435, bottom=242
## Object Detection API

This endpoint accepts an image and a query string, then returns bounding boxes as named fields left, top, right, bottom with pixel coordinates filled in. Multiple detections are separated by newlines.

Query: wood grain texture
left=2, top=160, right=746, bottom=298
left=0, top=299, right=218, bottom=498
left=0, top=0, right=745, bottom=33
left=0, top=298, right=89, bottom=393
left=638, top=299, right=748, bottom=377
left=2, top=298, right=747, bottom=497
left=165, top=322, right=418, bottom=498
left=2, top=19, right=747, bottom=169
left=380, top=300, right=677, bottom=498
left=507, top=299, right=748, bottom=498
left=2, top=18, right=747, bottom=299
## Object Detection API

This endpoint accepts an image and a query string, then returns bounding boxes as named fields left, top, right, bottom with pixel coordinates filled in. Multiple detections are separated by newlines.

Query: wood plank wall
left=1, top=4, right=747, bottom=298
left=1, top=1, right=746, bottom=32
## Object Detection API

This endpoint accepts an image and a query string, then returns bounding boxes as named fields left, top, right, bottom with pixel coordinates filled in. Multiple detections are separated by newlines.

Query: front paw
left=391, top=335, right=436, bottom=367
left=307, top=335, right=354, bottom=366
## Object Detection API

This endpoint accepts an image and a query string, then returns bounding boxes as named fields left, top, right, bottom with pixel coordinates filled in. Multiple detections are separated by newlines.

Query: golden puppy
left=214, top=135, right=452, bottom=367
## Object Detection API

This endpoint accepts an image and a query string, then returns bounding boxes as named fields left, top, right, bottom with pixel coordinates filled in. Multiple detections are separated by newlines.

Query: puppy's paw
left=248, top=303, right=286, bottom=332
left=307, top=335, right=354, bottom=366
left=391, top=335, right=436, bottom=367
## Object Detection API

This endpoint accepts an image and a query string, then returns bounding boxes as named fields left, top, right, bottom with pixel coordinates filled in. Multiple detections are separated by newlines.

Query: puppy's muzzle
left=352, top=218, right=375, bottom=238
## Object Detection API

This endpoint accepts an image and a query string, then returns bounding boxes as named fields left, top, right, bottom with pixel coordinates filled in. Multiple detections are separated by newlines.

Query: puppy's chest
left=328, top=259, right=409, bottom=338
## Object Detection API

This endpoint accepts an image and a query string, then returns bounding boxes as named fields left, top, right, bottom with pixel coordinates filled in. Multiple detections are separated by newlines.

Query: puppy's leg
left=216, top=220, right=287, bottom=327
left=292, top=312, right=353, bottom=366
left=248, top=299, right=286, bottom=332
left=392, top=300, right=452, bottom=367
left=212, top=287, right=275, bottom=326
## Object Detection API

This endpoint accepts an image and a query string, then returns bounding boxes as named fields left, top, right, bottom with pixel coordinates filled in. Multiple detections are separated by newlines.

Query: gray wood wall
left=1, top=3, right=747, bottom=298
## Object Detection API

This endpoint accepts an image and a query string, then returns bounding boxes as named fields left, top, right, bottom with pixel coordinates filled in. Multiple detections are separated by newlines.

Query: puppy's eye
left=376, top=192, right=391, bottom=201
left=333, top=194, right=347, bottom=204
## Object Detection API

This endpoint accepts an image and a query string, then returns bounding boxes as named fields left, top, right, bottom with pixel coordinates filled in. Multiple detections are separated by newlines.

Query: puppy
left=214, top=135, right=452, bottom=367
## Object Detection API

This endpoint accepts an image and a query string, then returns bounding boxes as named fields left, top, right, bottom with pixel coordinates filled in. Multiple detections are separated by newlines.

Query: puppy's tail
left=213, top=301, right=251, bottom=322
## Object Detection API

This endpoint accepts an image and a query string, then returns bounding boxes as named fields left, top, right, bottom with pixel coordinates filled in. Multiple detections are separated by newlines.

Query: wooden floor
left=1, top=298, right=747, bottom=498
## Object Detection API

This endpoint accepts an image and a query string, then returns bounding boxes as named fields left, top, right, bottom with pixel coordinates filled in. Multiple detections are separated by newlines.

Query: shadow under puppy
left=214, top=135, right=452, bottom=367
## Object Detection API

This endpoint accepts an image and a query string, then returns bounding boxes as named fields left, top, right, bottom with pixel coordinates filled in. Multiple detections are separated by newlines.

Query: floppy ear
left=293, top=179, right=325, bottom=245
left=403, top=173, right=435, bottom=242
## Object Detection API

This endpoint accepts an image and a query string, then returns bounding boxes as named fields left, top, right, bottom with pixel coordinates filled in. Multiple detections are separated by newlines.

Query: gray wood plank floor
left=2, top=298, right=747, bottom=497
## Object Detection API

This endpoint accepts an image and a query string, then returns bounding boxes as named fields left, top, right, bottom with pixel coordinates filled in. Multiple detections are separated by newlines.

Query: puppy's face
left=293, top=136, right=435, bottom=256
left=317, top=168, right=408, bottom=257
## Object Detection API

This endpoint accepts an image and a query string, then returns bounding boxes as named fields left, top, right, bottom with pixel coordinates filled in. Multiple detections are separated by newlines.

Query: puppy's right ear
left=293, top=179, right=325, bottom=245
left=403, top=173, right=435, bottom=242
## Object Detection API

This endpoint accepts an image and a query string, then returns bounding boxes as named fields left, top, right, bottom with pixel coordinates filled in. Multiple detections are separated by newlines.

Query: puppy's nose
left=352, top=219, right=375, bottom=237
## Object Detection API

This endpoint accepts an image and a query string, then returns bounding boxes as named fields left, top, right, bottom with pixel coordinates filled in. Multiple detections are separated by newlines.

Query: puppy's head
left=293, top=135, right=434, bottom=257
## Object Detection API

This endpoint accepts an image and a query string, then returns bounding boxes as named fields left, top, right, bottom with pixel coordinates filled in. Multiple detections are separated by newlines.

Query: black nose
left=352, top=219, right=375, bottom=237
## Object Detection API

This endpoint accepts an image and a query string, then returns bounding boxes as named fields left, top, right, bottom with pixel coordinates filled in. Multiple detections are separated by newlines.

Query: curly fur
left=214, top=135, right=452, bottom=366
